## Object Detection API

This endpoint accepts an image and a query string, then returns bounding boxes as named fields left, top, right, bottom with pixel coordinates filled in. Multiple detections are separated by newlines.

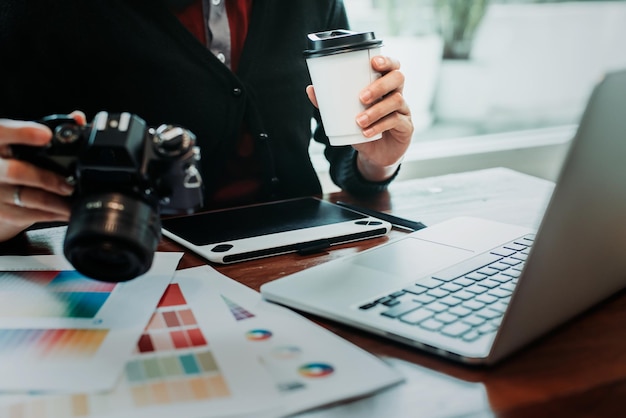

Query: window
left=311, top=0, right=626, bottom=192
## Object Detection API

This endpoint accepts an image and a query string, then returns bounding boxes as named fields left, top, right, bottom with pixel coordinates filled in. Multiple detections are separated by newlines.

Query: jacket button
left=232, top=87, right=242, bottom=96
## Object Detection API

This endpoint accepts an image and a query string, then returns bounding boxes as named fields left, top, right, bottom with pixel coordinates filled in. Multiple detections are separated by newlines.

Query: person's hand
left=306, top=55, right=414, bottom=182
left=0, top=112, right=85, bottom=242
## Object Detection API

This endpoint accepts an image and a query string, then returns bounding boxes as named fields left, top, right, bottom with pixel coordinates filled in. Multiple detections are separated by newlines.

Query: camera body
left=11, top=111, right=204, bottom=282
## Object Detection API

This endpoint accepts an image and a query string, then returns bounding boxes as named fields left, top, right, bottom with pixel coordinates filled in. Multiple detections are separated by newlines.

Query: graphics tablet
left=161, top=197, right=391, bottom=264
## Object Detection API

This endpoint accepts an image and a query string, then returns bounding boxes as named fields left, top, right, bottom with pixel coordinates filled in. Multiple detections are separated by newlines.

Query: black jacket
left=0, top=0, right=395, bottom=208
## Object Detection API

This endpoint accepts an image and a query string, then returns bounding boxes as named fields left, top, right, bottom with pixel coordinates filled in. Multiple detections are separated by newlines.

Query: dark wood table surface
left=14, top=186, right=626, bottom=417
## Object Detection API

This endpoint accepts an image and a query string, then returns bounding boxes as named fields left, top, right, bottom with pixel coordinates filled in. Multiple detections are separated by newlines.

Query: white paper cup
left=304, top=30, right=383, bottom=146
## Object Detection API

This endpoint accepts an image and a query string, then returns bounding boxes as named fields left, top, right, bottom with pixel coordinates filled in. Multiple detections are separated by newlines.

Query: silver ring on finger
left=13, top=186, right=25, bottom=207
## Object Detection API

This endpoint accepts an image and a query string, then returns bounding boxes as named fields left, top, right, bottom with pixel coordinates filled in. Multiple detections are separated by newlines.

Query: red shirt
left=174, top=0, right=252, bottom=72
left=174, top=1, right=263, bottom=208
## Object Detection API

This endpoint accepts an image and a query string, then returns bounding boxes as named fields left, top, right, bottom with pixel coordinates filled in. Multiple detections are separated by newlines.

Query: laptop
left=261, top=69, right=626, bottom=365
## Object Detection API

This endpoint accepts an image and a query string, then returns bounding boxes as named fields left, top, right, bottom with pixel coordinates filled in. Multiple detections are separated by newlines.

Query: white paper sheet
left=388, top=167, right=554, bottom=229
left=0, top=253, right=182, bottom=393
left=178, top=266, right=404, bottom=417
left=297, top=357, right=490, bottom=418
left=0, top=265, right=403, bottom=418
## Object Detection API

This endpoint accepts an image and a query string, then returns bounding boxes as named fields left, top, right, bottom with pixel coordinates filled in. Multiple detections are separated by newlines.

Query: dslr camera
left=11, top=111, right=204, bottom=282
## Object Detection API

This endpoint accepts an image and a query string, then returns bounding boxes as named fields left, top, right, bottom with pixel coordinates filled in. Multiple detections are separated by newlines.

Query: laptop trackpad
left=262, top=237, right=476, bottom=308
left=353, top=237, right=473, bottom=284
left=261, top=217, right=531, bottom=306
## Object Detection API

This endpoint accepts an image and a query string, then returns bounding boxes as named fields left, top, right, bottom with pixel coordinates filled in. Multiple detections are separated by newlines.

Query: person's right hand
left=0, top=116, right=80, bottom=242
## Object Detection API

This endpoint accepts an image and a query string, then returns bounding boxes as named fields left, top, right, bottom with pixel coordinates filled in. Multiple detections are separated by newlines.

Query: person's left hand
left=306, top=55, right=414, bottom=182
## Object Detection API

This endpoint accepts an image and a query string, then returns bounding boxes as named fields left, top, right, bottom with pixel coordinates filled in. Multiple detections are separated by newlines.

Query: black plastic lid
left=303, top=30, right=382, bottom=58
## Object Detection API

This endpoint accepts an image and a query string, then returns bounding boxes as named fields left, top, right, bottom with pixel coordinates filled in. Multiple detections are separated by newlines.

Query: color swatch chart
left=0, top=265, right=401, bottom=418
left=0, top=253, right=183, bottom=393
left=222, top=295, right=255, bottom=321
left=1, top=283, right=254, bottom=418
left=0, top=270, right=113, bottom=366
left=0, top=328, right=108, bottom=358
left=0, top=270, right=115, bottom=319
left=125, top=283, right=230, bottom=406
left=136, top=284, right=207, bottom=354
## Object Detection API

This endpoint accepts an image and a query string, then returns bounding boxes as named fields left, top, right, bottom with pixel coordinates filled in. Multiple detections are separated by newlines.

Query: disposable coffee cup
left=304, top=30, right=383, bottom=146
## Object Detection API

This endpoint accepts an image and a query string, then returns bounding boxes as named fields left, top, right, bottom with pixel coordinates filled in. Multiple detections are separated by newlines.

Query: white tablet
left=161, top=197, right=391, bottom=264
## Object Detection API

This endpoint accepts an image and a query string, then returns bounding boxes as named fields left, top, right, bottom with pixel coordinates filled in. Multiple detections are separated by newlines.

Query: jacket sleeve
left=315, top=121, right=400, bottom=196
left=312, top=0, right=402, bottom=196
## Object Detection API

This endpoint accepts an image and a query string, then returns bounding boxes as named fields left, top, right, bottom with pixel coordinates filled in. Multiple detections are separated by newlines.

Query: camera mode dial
left=53, top=124, right=82, bottom=144
left=153, top=125, right=195, bottom=158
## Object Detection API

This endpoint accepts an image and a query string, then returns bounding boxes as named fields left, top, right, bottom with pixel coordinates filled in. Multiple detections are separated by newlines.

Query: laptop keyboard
left=358, top=234, right=535, bottom=343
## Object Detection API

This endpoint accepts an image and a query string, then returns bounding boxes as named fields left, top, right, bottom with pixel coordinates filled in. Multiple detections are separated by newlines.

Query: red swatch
left=158, top=284, right=186, bottom=307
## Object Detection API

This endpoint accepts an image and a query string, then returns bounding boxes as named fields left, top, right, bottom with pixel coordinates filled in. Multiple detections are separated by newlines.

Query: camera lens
left=63, top=193, right=161, bottom=282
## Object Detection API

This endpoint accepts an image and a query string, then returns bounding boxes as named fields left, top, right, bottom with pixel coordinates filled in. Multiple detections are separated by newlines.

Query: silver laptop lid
left=489, top=69, right=626, bottom=363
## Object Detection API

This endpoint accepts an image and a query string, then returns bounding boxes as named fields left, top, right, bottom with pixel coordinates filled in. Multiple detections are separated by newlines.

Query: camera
left=11, top=111, right=204, bottom=282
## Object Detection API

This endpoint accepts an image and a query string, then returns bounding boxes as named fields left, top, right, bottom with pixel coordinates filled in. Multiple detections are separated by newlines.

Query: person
left=0, top=0, right=413, bottom=243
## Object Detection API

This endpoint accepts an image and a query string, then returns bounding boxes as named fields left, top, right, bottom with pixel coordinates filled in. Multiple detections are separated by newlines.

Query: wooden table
left=13, top=168, right=626, bottom=417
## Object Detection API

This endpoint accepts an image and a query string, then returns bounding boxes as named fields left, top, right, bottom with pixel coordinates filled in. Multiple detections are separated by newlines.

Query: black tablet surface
left=161, top=197, right=391, bottom=264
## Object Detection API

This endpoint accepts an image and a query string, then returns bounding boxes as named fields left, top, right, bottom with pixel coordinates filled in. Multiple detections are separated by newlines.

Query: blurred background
left=312, top=0, right=626, bottom=191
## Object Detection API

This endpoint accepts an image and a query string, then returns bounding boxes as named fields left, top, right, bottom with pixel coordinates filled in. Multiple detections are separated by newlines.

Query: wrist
left=356, top=153, right=402, bottom=183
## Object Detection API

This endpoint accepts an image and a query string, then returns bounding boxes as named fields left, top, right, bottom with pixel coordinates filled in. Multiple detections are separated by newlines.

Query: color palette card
left=0, top=269, right=281, bottom=418
left=0, top=253, right=183, bottom=393
left=0, top=265, right=402, bottom=418
left=181, top=266, right=404, bottom=417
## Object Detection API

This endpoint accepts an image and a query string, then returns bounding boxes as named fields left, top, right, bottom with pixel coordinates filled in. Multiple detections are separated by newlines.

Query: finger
left=0, top=202, right=69, bottom=228
left=0, top=186, right=70, bottom=236
left=371, top=55, right=401, bottom=73
left=357, top=91, right=410, bottom=132
left=0, top=120, right=52, bottom=146
left=0, top=159, right=74, bottom=196
left=3, top=185, right=71, bottom=216
left=360, top=70, right=405, bottom=106
left=305, top=85, right=319, bottom=108
left=365, top=111, right=413, bottom=141
left=69, top=110, right=87, bottom=125
left=358, top=112, right=401, bottom=141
